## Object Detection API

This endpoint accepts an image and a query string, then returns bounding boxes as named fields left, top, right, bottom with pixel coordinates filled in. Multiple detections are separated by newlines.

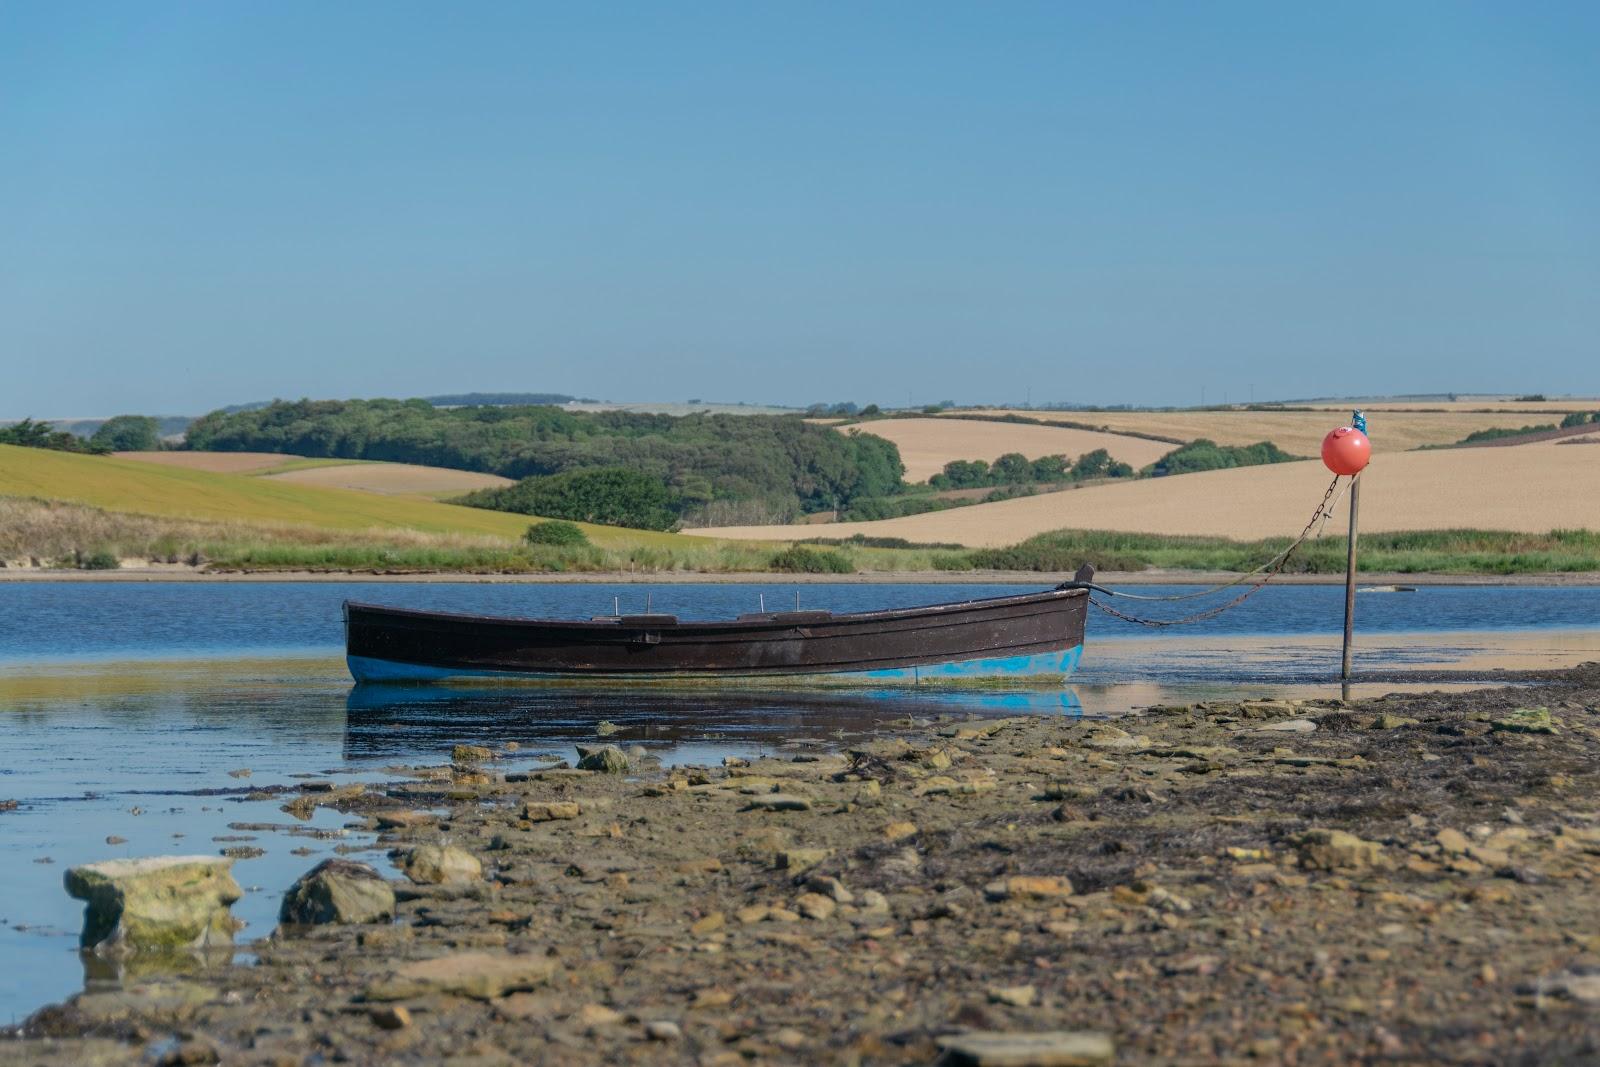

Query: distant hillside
left=15, top=415, right=195, bottom=440
left=425, top=392, right=590, bottom=407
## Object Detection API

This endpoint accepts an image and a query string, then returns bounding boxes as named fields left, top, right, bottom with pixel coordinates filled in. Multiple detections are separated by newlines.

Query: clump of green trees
left=928, top=448, right=1135, bottom=490
left=1457, top=423, right=1557, bottom=444
left=1143, top=439, right=1298, bottom=476
left=524, top=520, right=590, bottom=546
left=477, top=469, right=677, bottom=530
left=89, top=415, right=162, bottom=452
left=185, top=399, right=906, bottom=527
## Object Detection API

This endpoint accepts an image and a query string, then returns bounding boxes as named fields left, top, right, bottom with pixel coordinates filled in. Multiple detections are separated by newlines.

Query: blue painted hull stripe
left=347, top=645, right=1082, bottom=685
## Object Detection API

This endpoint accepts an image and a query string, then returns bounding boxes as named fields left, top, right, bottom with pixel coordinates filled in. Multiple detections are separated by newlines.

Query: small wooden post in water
left=1341, top=473, right=1362, bottom=682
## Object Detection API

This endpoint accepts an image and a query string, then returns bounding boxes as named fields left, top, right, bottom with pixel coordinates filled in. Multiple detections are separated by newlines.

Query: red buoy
left=1321, top=426, right=1371, bottom=476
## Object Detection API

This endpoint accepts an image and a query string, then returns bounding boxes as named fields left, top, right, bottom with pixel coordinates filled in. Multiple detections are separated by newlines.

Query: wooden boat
left=344, top=570, right=1091, bottom=685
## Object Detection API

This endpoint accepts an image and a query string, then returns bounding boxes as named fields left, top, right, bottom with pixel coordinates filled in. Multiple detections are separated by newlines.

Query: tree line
left=183, top=398, right=906, bottom=529
left=928, top=448, right=1135, bottom=490
left=0, top=415, right=164, bottom=453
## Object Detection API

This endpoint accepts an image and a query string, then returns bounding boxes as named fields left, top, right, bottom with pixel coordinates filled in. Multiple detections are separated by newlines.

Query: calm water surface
left=1, top=580, right=1597, bottom=1022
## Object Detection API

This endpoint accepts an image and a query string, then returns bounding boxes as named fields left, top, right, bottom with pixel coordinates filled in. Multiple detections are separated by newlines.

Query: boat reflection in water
left=343, top=684, right=1084, bottom=764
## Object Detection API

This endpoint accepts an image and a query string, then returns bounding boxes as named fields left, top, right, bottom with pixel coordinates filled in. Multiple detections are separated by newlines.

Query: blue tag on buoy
left=1352, top=409, right=1367, bottom=435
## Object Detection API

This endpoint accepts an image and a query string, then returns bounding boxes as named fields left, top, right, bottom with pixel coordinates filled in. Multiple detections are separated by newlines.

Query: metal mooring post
left=1341, top=472, right=1362, bottom=682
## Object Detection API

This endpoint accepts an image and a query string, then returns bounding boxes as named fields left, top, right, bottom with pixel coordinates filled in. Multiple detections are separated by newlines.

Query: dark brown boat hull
left=344, top=587, right=1088, bottom=684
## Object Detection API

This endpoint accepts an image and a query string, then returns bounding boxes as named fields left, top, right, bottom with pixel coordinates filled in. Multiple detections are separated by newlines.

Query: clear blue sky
left=3, top=2, right=1596, bottom=417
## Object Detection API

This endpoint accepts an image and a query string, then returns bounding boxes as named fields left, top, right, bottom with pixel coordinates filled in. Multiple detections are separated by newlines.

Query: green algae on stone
left=64, top=856, right=242, bottom=953
left=1491, top=706, right=1560, bottom=734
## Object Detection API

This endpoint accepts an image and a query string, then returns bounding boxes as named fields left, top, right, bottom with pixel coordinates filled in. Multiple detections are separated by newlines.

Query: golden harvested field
left=264, top=462, right=513, bottom=497
left=962, top=409, right=1575, bottom=456
left=114, top=451, right=308, bottom=473
left=839, top=418, right=1171, bottom=482
left=691, top=445, right=1600, bottom=546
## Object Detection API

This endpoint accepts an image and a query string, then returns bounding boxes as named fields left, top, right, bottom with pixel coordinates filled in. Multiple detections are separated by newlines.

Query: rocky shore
left=5, top=667, right=1600, bottom=1065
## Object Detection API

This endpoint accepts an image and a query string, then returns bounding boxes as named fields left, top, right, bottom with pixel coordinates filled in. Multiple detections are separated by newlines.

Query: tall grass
left=3, top=497, right=1595, bottom=576
left=939, top=528, right=1600, bottom=575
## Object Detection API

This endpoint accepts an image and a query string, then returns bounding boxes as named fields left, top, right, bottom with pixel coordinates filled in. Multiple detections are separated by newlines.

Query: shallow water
left=1, top=580, right=1596, bottom=1023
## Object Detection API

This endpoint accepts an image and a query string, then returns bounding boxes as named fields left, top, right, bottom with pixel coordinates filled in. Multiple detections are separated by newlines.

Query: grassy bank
left=4, top=497, right=1597, bottom=576
left=939, top=527, right=1600, bottom=575
left=0, top=496, right=948, bottom=574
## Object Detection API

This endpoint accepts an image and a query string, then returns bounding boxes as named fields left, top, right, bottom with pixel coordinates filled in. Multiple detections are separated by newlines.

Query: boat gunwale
left=343, top=585, right=1086, bottom=635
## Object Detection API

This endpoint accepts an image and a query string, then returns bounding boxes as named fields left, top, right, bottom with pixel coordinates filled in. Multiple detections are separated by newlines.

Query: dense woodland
left=184, top=399, right=905, bottom=528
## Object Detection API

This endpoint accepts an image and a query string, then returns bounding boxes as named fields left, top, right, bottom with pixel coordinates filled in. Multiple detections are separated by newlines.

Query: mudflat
left=6, top=666, right=1600, bottom=1063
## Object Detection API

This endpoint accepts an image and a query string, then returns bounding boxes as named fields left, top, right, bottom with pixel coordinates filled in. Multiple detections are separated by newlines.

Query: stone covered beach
left=5, top=667, right=1600, bottom=1066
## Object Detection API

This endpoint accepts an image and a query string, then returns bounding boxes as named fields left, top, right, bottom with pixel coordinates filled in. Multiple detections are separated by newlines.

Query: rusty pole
left=1341, top=473, right=1361, bottom=682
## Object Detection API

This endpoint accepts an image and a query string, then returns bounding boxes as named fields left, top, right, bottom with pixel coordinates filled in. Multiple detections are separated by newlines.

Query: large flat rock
left=365, top=952, right=559, bottom=1001
left=64, top=856, right=242, bottom=953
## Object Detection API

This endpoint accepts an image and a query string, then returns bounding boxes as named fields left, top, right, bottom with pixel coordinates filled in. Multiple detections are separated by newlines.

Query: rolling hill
left=961, top=408, right=1591, bottom=456
left=0, top=444, right=676, bottom=547
left=690, top=445, right=1600, bottom=546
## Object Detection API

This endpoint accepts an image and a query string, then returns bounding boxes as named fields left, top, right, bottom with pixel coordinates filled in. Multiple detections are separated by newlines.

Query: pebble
left=401, top=844, right=482, bottom=886
left=742, top=794, right=813, bottom=812
left=689, top=912, right=725, bottom=936
left=369, top=1005, right=411, bottom=1030
left=857, top=889, right=890, bottom=913
left=522, top=801, right=581, bottom=822
left=985, top=875, right=1074, bottom=901
left=1254, top=718, right=1317, bottom=734
left=644, top=1020, right=682, bottom=1041
left=366, top=952, right=557, bottom=1002
left=774, top=847, right=831, bottom=870
left=987, top=985, right=1037, bottom=1007
left=575, top=1003, right=626, bottom=1027
left=575, top=745, right=630, bottom=773
left=805, top=874, right=853, bottom=903
left=773, top=1027, right=807, bottom=1050
left=1296, top=829, right=1385, bottom=871
left=794, top=892, right=836, bottom=920
left=936, top=1029, right=1113, bottom=1066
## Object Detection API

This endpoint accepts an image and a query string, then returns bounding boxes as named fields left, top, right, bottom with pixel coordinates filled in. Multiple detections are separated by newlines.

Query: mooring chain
left=1086, top=473, right=1344, bottom=627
